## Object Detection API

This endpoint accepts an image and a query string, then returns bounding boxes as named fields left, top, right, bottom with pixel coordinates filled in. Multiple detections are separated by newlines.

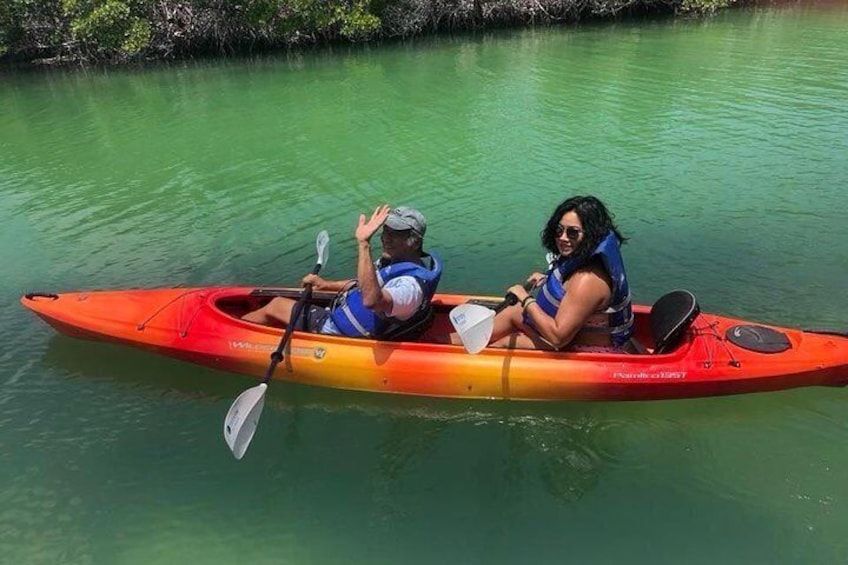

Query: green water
left=2, top=4, right=848, bottom=563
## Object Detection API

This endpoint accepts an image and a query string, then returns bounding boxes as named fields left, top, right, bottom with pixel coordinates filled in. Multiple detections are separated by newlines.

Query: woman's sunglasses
left=556, top=224, right=583, bottom=240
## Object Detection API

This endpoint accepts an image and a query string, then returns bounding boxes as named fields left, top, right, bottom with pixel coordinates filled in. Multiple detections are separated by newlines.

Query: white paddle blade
left=224, top=383, right=268, bottom=460
left=449, top=304, right=496, bottom=354
left=316, top=230, right=330, bottom=267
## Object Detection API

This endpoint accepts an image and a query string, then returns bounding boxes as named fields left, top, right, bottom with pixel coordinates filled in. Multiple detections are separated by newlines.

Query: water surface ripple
left=2, top=4, right=848, bottom=564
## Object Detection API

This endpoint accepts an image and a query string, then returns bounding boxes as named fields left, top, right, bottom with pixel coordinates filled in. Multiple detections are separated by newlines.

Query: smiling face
left=555, top=211, right=585, bottom=257
left=379, top=226, right=416, bottom=260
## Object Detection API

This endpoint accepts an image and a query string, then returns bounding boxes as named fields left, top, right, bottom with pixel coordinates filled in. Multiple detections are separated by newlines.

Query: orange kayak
left=21, top=286, right=848, bottom=401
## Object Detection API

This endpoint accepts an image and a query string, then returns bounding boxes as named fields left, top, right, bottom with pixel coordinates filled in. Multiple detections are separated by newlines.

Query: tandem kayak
left=21, top=286, right=848, bottom=401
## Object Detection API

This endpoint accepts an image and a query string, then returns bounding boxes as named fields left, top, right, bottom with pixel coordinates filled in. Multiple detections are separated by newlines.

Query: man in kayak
left=243, top=205, right=443, bottom=340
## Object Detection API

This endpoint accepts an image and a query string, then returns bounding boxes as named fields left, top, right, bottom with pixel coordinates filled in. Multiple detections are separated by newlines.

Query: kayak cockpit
left=212, top=288, right=706, bottom=356
left=214, top=288, right=476, bottom=345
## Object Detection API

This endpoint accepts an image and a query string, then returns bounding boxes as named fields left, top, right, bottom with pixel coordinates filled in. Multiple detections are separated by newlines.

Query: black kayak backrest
left=380, top=304, right=435, bottom=342
left=651, top=290, right=700, bottom=354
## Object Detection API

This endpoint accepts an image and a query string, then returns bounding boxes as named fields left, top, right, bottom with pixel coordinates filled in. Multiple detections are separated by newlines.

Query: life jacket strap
left=336, top=302, right=372, bottom=337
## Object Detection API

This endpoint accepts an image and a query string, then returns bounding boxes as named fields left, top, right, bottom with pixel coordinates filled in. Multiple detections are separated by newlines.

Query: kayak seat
left=651, top=290, right=700, bottom=354
left=380, top=304, right=435, bottom=342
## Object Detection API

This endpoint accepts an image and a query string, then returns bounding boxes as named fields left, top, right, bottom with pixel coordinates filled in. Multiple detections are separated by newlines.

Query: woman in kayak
left=487, top=195, right=634, bottom=352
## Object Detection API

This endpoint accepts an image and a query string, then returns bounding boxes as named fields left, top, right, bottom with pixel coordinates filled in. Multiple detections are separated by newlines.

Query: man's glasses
left=555, top=224, right=583, bottom=240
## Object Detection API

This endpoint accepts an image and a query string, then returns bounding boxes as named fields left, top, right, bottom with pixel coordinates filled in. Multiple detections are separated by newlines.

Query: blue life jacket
left=535, top=232, right=633, bottom=348
left=329, top=252, right=443, bottom=338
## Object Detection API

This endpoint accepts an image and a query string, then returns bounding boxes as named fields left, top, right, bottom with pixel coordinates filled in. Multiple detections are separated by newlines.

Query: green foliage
left=68, top=0, right=131, bottom=48
left=0, top=1, right=25, bottom=49
left=0, top=3, right=10, bottom=55
left=339, top=2, right=381, bottom=39
left=122, top=16, right=150, bottom=54
left=680, top=0, right=733, bottom=13
left=243, top=0, right=282, bottom=27
left=287, top=0, right=339, bottom=31
left=1, top=0, right=741, bottom=67
left=63, top=0, right=151, bottom=58
left=1, top=0, right=67, bottom=56
left=271, top=0, right=380, bottom=39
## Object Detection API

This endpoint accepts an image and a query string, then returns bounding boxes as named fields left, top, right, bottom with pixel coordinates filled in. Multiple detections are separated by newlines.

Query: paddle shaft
left=494, top=281, right=536, bottom=313
left=261, top=262, right=323, bottom=384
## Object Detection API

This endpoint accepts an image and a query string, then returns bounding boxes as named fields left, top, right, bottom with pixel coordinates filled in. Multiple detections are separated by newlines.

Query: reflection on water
left=4, top=3, right=848, bottom=563
left=514, top=415, right=604, bottom=502
left=44, top=331, right=615, bottom=504
left=37, top=324, right=848, bottom=504
left=14, top=307, right=848, bottom=562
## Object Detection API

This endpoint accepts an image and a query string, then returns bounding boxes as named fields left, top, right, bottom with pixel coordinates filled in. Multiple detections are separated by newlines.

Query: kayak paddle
left=223, top=230, right=330, bottom=460
left=450, top=254, right=555, bottom=355
left=450, top=281, right=533, bottom=354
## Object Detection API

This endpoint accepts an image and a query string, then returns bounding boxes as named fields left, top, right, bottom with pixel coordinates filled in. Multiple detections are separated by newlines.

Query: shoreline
left=1, top=0, right=746, bottom=71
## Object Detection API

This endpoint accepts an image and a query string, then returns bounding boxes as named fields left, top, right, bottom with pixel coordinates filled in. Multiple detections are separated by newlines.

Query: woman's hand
left=526, top=272, right=547, bottom=288
left=355, top=204, right=391, bottom=244
left=506, top=284, right=531, bottom=305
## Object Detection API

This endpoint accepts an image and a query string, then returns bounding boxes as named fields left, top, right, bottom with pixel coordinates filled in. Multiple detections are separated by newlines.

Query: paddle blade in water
left=450, top=303, right=496, bottom=355
left=223, top=383, right=268, bottom=460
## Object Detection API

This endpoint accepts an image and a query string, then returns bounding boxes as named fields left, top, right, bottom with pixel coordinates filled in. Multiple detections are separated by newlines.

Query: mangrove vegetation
left=1, top=0, right=740, bottom=67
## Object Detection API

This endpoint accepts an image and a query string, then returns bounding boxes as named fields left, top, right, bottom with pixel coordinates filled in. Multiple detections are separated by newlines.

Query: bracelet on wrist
left=521, top=296, right=536, bottom=309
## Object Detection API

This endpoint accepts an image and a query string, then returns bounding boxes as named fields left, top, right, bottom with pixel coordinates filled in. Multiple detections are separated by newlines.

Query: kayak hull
left=21, top=287, right=848, bottom=401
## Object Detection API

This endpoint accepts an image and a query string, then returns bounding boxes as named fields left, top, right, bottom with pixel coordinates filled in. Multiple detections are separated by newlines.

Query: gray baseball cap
left=385, top=206, right=426, bottom=236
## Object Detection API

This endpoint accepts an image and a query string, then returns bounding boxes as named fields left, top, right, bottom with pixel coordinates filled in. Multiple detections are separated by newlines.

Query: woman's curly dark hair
left=541, top=195, right=626, bottom=263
